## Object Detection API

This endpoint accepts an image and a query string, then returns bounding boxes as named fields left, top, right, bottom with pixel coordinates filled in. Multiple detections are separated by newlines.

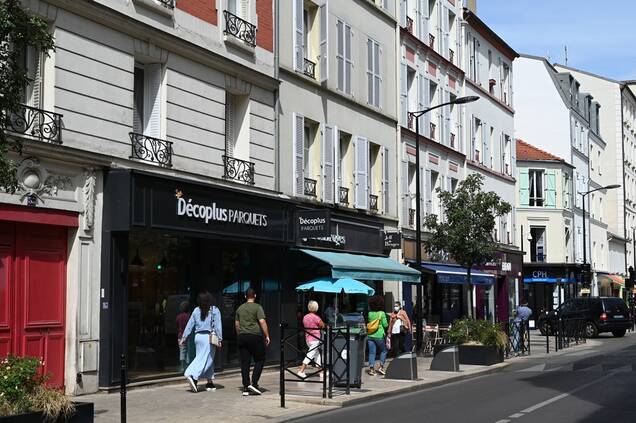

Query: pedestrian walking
left=513, top=301, right=532, bottom=354
left=176, top=301, right=191, bottom=371
left=180, top=292, right=222, bottom=393
left=366, top=295, right=388, bottom=376
left=388, top=302, right=411, bottom=358
left=297, top=300, right=325, bottom=378
left=235, top=288, right=271, bottom=396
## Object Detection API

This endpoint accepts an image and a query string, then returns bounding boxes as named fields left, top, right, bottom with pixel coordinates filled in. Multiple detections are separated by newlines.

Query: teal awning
left=297, top=248, right=421, bottom=282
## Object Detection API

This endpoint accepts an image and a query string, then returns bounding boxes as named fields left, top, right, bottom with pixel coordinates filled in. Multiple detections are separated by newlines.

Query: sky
left=477, top=0, right=636, bottom=81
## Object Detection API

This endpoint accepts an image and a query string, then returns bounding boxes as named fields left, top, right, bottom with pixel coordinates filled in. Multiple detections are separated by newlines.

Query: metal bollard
left=546, top=325, right=550, bottom=354
left=279, top=324, right=285, bottom=408
left=120, top=354, right=127, bottom=423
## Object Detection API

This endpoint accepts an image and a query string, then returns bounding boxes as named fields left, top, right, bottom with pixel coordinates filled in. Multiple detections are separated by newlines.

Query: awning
left=420, top=262, right=495, bottom=286
left=597, top=273, right=625, bottom=286
left=297, top=248, right=421, bottom=282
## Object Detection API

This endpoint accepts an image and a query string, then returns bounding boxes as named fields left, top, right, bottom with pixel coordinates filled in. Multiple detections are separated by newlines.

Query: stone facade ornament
left=83, top=168, right=96, bottom=231
left=17, top=157, right=71, bottom=206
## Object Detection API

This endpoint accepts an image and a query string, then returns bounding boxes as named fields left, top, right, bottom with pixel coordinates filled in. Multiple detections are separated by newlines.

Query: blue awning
left=420, top=262, right=495, bottom=286
left=523, top=278, right=577, bottom=284
left=297, top=249, right=421, bottom=282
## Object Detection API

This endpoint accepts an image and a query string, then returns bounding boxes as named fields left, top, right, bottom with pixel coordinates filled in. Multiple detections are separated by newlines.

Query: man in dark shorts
left=235, top=288, right=270, bottom=396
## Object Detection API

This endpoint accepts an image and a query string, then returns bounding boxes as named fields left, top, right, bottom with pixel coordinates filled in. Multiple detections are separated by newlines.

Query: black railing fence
left=223, top=10, right=256, bottom=46
left=129, top=132, right=173, bottom=166
left=2, top=104, right=63, bottom=144
left=505, top=320, right=530, bottom=358
left=223, top=155, right=255, bottom=184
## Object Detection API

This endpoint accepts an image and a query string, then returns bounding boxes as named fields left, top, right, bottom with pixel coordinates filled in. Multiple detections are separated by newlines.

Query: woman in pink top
left=297, top=301, right=325, bottom=378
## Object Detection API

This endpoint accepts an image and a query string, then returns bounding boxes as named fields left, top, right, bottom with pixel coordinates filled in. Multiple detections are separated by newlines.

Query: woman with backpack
left=366, top=295, right=388, bottom=376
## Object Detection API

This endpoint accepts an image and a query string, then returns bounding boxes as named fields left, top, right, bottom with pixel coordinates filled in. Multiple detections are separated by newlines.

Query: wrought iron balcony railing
left=1, top=104, right=63, bottom=144
left=407, top=113, right=414, bottom=130
left=223, top=155, right=255, bottom=185
left=223, top=10, right=256, bottom=47
left=406, top=16, right=414, bottom=34
left=304, top=177, right=317, bottom=197
left=430, top=122, right=436, bottom=140
left=449, top=49, right=454, bottom=64
left=129, top=132, right=173, bottom=167
left=369, top=194, right=379, bottom=212
left=450, top=132, right=456, bottom=148
left=429, top=33, right=435, bottom=49
left=156, top=0, right=175, bottom=9
left=303, top=58, right=316, bottom=79
left=408, top=208, right=416, bottom=227
left=339, top=186, right=349, bottom=205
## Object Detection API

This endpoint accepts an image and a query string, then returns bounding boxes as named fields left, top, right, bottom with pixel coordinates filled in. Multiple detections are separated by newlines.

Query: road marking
left=494, top=420, right=511, bottom=423
left=565, top=349, right=597, bottom=356
left=518, top=364, right=545, bottom=372
left=509, top=413, right=524, bottom=418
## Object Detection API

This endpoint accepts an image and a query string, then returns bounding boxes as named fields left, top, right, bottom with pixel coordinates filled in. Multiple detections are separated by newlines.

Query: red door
left=0, top=221, right=67, bottom=387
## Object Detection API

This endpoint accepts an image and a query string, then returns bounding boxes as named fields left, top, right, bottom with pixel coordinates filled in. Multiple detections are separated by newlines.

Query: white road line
left=565, top=349, right=597, bottom=356
left=509, top=413, right=524, bottom=418
left=494, top=420, right=511, bottom=423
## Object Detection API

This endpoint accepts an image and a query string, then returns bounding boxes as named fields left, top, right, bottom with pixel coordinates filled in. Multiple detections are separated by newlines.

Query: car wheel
left=539, top=321, right=551, bottom=336
left=584, top=321, right=598, bottom=338
left=612, top=329, right=626, bottom=338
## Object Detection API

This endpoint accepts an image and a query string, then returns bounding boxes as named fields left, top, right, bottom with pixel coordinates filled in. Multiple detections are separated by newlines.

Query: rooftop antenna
left=547, top=50, right=551, bottom=62
left=564, top=45, right=568, bottom=66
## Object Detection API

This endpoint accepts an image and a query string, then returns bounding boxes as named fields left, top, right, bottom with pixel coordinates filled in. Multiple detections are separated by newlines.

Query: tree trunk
left=467, top=266, right=474, bottom=319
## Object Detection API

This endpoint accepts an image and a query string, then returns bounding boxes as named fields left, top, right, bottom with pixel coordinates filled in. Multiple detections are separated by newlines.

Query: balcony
left=223, top=10, right=256, bottom=47
left=429, top=33, right=435, bottom=49
left=449, top=49, right=454, bottom=64
left=406, top=16, right=414, bottom=34
left=156, top=0, right=174, bottom=8
left=430, top=122, right=436, bottom=140
left=1, top=104, right=63, bottom=144
left=409, top=208, right=416, bottom=227
left=303, top=58, right=316, bottom=79
left=129, top=132, right=173, bottom=167
left=339, top=186, right=349, bottom=205
left=369, top=194, right=379, bottom=212
left=407, top=113, right=415, bottom=130
left=223, top=155, right=255, bottom=185
left=450, top=132, right=456, bottom=148
left=304, top=177, right=317, bottom=197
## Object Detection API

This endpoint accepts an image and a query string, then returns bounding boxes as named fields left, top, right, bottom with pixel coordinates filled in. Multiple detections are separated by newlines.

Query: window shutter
left=482, top=122, right=489, bottom=166
left=345, top=23, right=352, bottom=94
left=354, top=136, right=369, bottom=209
left=570, top=117, right=576, bottom=146
left=143, top=63, right=163, bottom=138
left=400, top=62, right=408, bottom=125
left=510, top=135, right=516, bottom=175
left=367, top=39, right=373, bottom=105
left=545, top=169, right=557, bottom=208
left=133, top=67, right=144, bottom=134
left=334, top=126, right=340, bottom=196
left=419, top=0, right=429, bottom=41
left=293, top=113, right=305, bottom=196
left=323, top=124, right=335, bottom=203
left=475, top=41, right=481, bottom=83
left=382, top=146, right=390, bottom=214
left=225, top=93, right=235, bottom=157
left=336, top=20, right=344, bottom=91
left=399, top=0, right=407, bottom=28
left=319, top=2, right=328, bottom=82
left=519, top=168, right=529, bottom=206
left=470, top=115, right=475, bottom=160
left=374, top=42, right=381, bottom=108
left=240, top=0, right=249, bottom=20
left=293, top=0, right=304, bottom=72
left=442, top=6, right=449, bottom=58
left=401, top=156, right=410, bottom=226
left=418, top=74, right=429, bottom=136
left=443, top=89, right=450, bottom=146
left=26, top=47, right=43, bottom=108
left=424, top=169, right=432, bottom=215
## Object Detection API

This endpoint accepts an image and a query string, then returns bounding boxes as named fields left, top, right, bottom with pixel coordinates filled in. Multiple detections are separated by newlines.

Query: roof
left=516, top=139, right=571, bottom=164
left=463, top=8, right=519, bottom=61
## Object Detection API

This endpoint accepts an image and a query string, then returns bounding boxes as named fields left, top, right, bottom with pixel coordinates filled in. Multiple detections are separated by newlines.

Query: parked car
left=537, top=297, right=631, bottom=338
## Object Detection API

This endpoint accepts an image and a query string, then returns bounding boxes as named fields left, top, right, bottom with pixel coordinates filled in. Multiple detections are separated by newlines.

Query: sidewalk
left=81, top=336, right=593, bottom=423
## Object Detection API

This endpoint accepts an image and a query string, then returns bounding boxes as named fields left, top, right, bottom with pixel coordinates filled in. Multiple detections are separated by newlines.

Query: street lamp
left=408, top=95, right=479, bottom=353
left=578, top=184, right=621, bottom=294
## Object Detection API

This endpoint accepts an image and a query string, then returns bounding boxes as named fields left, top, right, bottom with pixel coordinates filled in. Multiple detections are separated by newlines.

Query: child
left=176, top=301, right=190, bottom=371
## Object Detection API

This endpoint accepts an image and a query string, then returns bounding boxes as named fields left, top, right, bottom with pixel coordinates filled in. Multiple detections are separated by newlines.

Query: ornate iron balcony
left=430, top=122, right=436, bottom=140
left=1, top=104, right=63, bottom=144
left=450, top=132, right=456, bottom=148
left=223, top=155, right=255, bottom=185
left=406, top=17, right=414, bottom=34
left=156, top=0, right=175, bottom=8
left=407, top=113, right=414, bottom=130
left=129, top=132, right=173, bottom=167
left=449, top=49, right=454, bottom=64
left=409, top=208, right=416, bottom=227
left=429, top=33, right=435, bottom=49
left=339, top=186, right=349, bottom=205
left=223, top=10, right=256, bottom=47
left=303, top=58, right=316, bottom=79
left=304, top=177, right=317, bottom=197
left=370, top=194, right=379, bottom=212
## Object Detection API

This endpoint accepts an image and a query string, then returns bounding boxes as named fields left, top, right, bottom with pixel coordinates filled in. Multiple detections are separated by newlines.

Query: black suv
left=537, top=297, right=631, bottom=338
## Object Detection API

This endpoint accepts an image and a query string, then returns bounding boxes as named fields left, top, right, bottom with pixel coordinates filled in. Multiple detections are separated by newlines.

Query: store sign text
left=177, top=197, right=268, bottom=227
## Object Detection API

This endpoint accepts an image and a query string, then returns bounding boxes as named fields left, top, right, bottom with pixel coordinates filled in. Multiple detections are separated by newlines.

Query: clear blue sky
left=477, top=0, right=636, bottom=81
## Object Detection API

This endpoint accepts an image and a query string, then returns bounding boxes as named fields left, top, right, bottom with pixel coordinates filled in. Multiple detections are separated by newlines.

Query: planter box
left=458, top=345, right=503, bottom=366
left=0, top=402, right=93, bottom=423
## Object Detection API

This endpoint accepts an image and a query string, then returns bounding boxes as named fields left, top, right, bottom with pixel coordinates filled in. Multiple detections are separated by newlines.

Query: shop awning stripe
left=419, top=262, right=495, bottom=286
left=597, top=273, right=625, bottom=286
left=297, top=249, right=422, bottom=283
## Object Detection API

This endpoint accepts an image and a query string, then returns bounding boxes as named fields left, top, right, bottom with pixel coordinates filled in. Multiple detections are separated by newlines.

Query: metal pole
left=546, top=324, right=549, bottom=354
left=346, top=327, right=351, bottom=396
left=279, top=324, right=285, bottom=408
left=120, top=354, right=126, bottom=423
left=414, top=113, right=424, bottom=354
left=582, top=194, right=588, bottom=295
left=327, top=325, right=333, bottom=399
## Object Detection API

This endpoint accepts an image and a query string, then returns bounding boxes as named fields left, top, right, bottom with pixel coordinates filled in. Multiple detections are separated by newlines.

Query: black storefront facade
left=98, top=169, right=410, bottom=388
left=522, top=262, right=584, bottom=319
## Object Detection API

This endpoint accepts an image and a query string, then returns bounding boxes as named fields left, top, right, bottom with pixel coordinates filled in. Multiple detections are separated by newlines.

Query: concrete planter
left=458, top=345, right=504, bottom=366
left=0, top=402, right=93, bottom=423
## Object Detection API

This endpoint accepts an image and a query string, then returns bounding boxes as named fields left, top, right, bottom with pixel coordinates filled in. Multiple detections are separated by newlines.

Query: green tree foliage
left=0, top=0, right=54, bottom=192
left=423, top=173, right=511, bottom=318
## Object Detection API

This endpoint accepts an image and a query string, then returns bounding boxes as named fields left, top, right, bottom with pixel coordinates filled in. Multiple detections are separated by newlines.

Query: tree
left=0, top=0, right=54, bottom=192
left=423, top=173, right=511, bottom=319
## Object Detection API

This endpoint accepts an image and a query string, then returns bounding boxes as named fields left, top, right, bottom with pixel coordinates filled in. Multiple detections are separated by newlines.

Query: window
left=133, top=63, right=163, bottom=138
left=563, top=172, right=571, bottom=209
left=19, top=45, right=43, bottom=108
left=227, top=0, right=250, bottom=20
left=337, top=20, right=352, bottom=94
left=529, top=169, right=544, bottom=207
left=530, top=227, right=546, bottom=262
left=503, top=134, right=512, bottom=175
left=303, top=124, right=314, bottom=178
left=225, top=93, right=250, bottom=161
left=469, top=35, right=480, bottom=82
left=472, top=117, right=481, bottom=162
left=502, top=64, right=510, bottom=104
left=367, top=38, right=381, bottom=108
left=338, top=131, right=352, bottom=203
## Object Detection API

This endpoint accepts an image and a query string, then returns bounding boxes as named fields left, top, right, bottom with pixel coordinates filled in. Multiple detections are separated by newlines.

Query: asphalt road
left=297, top=333, right=636, bottom=423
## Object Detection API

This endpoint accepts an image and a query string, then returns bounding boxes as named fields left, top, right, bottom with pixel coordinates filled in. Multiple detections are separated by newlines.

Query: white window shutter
left=374, top=42, right=381, bottom=108
left=323, top=124, right=335, bottom=203
left=144, top=63, right=163, bottom=139
left=132, top=67, right=144, bottom=134
left=425, top=169, right=432, bottom=215
left=419, top=0, right=429, bottom=41
left=418, top=74, right=429, bottom=136
left=401, top=154, right=410, bottom=226
left=336, top=20, right=344, bottom=91
left=225, top=93, right=235, bottom=157
left=482, top=121, right=489, bottom=165
left=470, top=114, right=475, bottom=160
left=345, top=24, right=352, bottom=94
left=293, top=113, right=305, bottom=196
left=442, top=6, right=449, bottom=58
left=399, top=0, right=407, bottom=28
left=26, top=47, right=43, bottom=108
left=334, top=126, right=340, bottom=195
left=320, top=2, right=329, bottom=82
left=293, top=0, right=304, bottom=72
left=382, top=146, right=390, bottom=214
left=354, top=136, right=369, bottom=209
left=367, top=39, right=373, bottom=105
left=400, top=62, right=408, bottom=125
left=240, top=0, right=249, bottom=20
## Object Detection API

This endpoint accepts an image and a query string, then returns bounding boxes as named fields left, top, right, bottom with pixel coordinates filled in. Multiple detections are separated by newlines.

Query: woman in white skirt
left=297, top=301, right=325, bottom=378
left=180, top=291, right=222, bottom=392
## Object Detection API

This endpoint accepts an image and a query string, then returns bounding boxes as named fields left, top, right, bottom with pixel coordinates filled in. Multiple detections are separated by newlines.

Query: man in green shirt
left=235, top=288, right=270, bottom=396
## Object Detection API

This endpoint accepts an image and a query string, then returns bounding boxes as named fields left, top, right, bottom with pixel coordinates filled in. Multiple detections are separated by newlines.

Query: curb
left=276, top=361, right=511, bottom=422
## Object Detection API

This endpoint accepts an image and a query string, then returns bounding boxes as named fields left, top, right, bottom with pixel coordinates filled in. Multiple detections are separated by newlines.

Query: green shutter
left=545, top=170, right=556, bottom=208
left=519, top=168, right=529, bottom=206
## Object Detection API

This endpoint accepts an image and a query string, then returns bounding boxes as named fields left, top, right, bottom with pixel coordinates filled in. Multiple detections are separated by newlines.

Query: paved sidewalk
left=81, top=335, right=594, bottom=423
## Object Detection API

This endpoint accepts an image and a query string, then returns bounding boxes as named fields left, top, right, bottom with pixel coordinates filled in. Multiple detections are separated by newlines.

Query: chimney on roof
left=465, top=0, right=477, bottom=13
